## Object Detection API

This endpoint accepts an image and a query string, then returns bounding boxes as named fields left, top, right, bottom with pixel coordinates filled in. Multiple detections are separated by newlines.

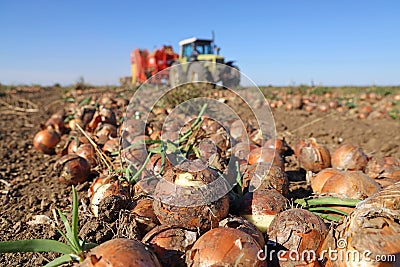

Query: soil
left=0, top=85, right=399, bottom=266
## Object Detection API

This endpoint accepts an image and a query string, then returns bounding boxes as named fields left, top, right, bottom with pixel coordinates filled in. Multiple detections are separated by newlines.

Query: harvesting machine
left=121, top=36, right=240, bottom=87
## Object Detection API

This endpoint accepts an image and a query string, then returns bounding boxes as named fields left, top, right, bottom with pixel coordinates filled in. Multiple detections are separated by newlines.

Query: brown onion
left=268, top=209, right=328, bottom=266
left=89, top=179, right=130, bottom=220
left=248, top=147, right=285, bottom=170
left=33, top=128, right=61, bottom=154
left=229, top=119, right=248, bottom=141
left=131, top=198, right=159, bottom=233
left=80, top=238, right=161, bottom=267
left=219, top=215, right=265, bottom=248
left=242, top=163, right=289, bottom=195
left=186, top=227, right=265, bottom=266
left=44, top=110, right=65, bottom=135
left=331, top=144, right=368, bottom=171
left=239, top=189, right=288, bottom=233
left=75, top=143, right=97, bottom=168
left=54, top=154, right=90, bottom=185
left=142, top=225, right=198, bottom=267
left=320, top=171, right=381, bottom=199
left=152, top=164, right=229, bottom=232
left=102, top=138, right=118, bottom=154
left=264, top=138, right=292, bottom=157
left=231, top=142, right=258, bottom=165
left=295, top=138, right=331, bottom=172
left=365, top=156, right=400, bottom=180
left=320, top=182, right=400, bottom=267
left=310, top=168, right=343, bottom=194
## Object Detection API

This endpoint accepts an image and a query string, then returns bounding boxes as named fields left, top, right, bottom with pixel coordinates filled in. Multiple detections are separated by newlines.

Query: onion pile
left=29, top=87, right=400, bottom=267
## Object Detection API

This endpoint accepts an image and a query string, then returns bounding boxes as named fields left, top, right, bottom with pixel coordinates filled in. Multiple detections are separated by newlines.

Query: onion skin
left=264, top=138, right=292, bottom=157
left=248, top=147, right=285, bottom=170
left=33, top=128, right=61, bottom=154
left=75, top=143, right=97, bottom=168
left=80, top=238, right=161, bottom=267
left=219, top=216, right=266, bottom=248
left=89, top=179, right=130, bottom=219
left=331, top=144, right=368, bottom=171
left=131, top=198, right=159, bottom=234
left=365, top=156, right=400, bottom=180
left=232, top=142, right=258, bottom=165
left=310, top=168, right=343, bottom=194
left=142, top=225, right=198, bottom=267
left=186, top=227, right=265, bottom=267
left=320, top=182, right=400, bottom=267
left=268, top=209, right=328, bottom=264
left=239, top=189, right=288, bottom=233
left=320, top=171, right=381, bottom=199
left=44, top=111, right=65, bottom=135
left=152, top=165, right=229, bottom=232
left=54, top=154, right=90, bottom=185
left=295, top=138, right=331, bottom=172
left=242, top=163, right=289, bottom=195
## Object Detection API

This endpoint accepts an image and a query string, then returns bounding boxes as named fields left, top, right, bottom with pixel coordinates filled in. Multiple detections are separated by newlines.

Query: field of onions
left=0, top=84, right=399, bottom=266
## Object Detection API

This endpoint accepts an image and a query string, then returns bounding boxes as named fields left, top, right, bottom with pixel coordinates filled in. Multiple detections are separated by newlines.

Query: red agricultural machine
left=120, top=37, right=240, bottom=87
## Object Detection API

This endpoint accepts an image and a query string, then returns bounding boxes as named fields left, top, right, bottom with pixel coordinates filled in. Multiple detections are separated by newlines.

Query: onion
left=44, top=110, right=65, bottom=135
left=89, top=179, right=130, bottom=220
left=80, top=238, right=161, bottom=267
left=142, top=225, right=198, bottom=267
left=248, top=147, right=285, bottom=170
left=152, top=164, right=229, bottom=232
left=231, top=142, right=258, bottom=165
left=102, top=138, right=118, bottom=154
left=242, top=163, right=289, bottom=195
left=268, top=208, right=328, bottom=266
left=67, top=138, right=80, bottom=154
left=295, top=138, right=331, bottom=172
left=331, top=144, right=368, bottom=171
left=219, top=215, right=265, bottom=248
left=145, top=153, right=172, bottom=176
left=75, top=143, right=97, bottom=168
left=239, top=189, right=288, bottom=233
left=54, top=154, right=90, bottom=185
left=99, top=107, right=117, bottom=125
left=320, top=171, right=381, bottom=199
left=33, top=128, right=61, bottom=154
left=229, top=119, right=248, bottom=141
left=186, top=227, right=265, bottom=266
left=310, top=168, right=343, bottom=193
left=131, top=198, right=159, bottom=233
left=95, top=123, right=117, bottom=144
left=365, top=156, right=400, bottom=180
left=320, top=182, right=400, bottom=266
left=264, top=138, right=292, bottom=157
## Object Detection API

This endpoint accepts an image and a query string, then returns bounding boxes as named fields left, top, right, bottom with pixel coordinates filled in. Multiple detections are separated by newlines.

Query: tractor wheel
left=187, top=62, right=210, bottom=83
left=169, top=62, right=185, bottom=87
left=222, top=65, right=240, bottom=88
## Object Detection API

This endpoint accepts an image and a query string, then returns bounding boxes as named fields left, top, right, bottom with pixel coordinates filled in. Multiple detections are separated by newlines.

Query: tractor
left=124, top=37, right=240, bottom=88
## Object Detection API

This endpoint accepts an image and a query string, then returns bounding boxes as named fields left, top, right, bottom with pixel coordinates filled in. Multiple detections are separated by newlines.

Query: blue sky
left=1, top=0, right=399, bottom=86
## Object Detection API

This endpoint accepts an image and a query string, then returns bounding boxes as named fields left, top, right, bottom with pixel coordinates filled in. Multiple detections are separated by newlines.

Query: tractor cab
left=179, top=37, right=223, bottom=63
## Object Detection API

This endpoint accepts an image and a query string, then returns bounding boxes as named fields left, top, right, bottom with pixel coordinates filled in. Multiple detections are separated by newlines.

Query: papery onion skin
left=331, top=144, right=368, bottom=171
left=33, top=129, right=61, bottom=154
left=320, top=171, right=381, bottom=199
left=186, top=227, right=265, bottom=267
left=80, top=238, right=162, bottom=267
